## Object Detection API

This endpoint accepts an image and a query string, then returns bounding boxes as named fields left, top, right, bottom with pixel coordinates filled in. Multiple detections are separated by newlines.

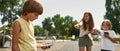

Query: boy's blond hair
left=102, top=19, right=112, bottom=30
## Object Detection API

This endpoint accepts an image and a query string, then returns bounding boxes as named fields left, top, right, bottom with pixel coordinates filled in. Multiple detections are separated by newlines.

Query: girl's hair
left=82, top=12, right=94, bottom=32
left=101, top=19, right=112, bottom=30
left=22, top=0, right=43, bottom=16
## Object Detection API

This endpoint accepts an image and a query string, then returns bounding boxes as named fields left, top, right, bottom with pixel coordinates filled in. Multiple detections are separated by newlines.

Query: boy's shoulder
left=101, top=30, right=114, bottom=32
left=100, top=30, right=116, bottom=34
left=108, top=30, right=115, bottom=32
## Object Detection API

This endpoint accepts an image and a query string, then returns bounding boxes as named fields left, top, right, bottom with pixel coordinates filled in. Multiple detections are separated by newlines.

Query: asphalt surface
left=0, top=40, right=120, bottom=51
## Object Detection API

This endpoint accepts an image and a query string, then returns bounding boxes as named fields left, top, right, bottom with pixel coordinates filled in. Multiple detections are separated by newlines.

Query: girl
left=74, top=12, right=94, bottom=51
left=95, top=19, right=117, bottom=51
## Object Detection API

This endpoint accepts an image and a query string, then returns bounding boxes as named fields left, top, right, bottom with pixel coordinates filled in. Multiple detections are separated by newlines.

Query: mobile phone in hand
left=46, top=43, right=53, bottom=47
left=104, top=32, right=109, bottom=37
left=104, top=32, right=109, bottom=35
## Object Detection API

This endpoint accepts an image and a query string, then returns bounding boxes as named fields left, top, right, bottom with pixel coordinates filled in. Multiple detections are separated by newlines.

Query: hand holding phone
left=41, top=43, right=52, bottom=50
left=104, top=32, right=109, bottom=38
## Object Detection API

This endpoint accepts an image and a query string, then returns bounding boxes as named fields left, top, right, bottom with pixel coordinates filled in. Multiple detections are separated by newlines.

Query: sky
left=0, top=0, right=106, bottom=29
left=32, top=0, right=106, bottom=29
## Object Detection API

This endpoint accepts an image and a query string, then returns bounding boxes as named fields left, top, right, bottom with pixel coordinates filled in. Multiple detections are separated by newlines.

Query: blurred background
left=0, top=0, right=120, bottom=51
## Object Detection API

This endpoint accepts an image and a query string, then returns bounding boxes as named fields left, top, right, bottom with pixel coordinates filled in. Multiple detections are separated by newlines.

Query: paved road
left=61, top=41, right=79, bottom=51
left=40, top=41, right=100, bottom=51
left=0, top=40, right=120, bottom=51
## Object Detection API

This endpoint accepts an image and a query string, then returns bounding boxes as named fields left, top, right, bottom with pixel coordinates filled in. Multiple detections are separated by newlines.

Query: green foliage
left=0, top=0, right=24, bottom=27
left=42, top=14, right=79, bottom=37
left=42, top=17, right=53, bottom=35
left=68, top=20, right=79, bottom=37
left=116, top=38, right=120, bottom=42
left=57, top=36, right=71, bottom=40
left=93, top=38, right=99, bottom=41
left=34, top=25, right=43, bottom=36
left=104, top=0, right=120, bottom=34
left=52, top=14, right=65, bottom=35
left=0, top=0, right=24, bottom=35
left=0, top=26, right=12, bottom=35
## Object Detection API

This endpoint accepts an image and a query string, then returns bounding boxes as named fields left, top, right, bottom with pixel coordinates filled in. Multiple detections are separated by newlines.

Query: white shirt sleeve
left=110, top=30, right=117, bottom=38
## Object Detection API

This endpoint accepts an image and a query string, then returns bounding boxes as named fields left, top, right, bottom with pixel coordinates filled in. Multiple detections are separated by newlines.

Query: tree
left=34, top=25, right=43, bottom=36
left=104, top=0, right=120, bottom=34
left=0, top=0, right=24, bottom=35
left=52, top=14, right=65, bottom=36
left=63, top=16, right=73, bottom=35
left=0, top=0, right=24, bottom=27
left=41, top=14, right=80, bottom=39
left=42, top=17, right=53, bottom=36
left=0, top=0, right=24, bottom=47
left=68, top=20, right=79, bottom=37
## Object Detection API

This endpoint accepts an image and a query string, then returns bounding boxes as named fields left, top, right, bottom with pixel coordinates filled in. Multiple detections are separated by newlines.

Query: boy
left=12, top=0, right=49, bottom=51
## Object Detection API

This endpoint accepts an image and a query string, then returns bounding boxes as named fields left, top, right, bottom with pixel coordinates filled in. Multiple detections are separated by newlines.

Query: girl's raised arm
left=74, top=21, right=82, bottom=29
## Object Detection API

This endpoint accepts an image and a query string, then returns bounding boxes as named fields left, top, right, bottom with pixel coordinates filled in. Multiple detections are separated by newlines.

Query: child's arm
left=104, top=33, right=117, bottom=43
left=12, top=21, right=21, bottom=51
left=108, top=37, right=116, bottom=43
left=94, top=29, right=101, bottom=34
left=91, top=29, right=101, bottom=35
left=74, top=22, right=82, bottom=29
left=37, top=43, right=50, bottom=50
left=74, top=24, right=80, bottom=29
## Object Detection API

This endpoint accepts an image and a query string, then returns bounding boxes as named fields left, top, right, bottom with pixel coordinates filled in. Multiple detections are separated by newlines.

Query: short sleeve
left=110, top=30, right=117, bottom=38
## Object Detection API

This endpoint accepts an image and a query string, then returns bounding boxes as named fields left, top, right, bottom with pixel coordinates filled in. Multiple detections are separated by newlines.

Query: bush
left=93, top=38, right=120, bottom=43
left=116, top=38, right=120, bottom=44
left=116, top=38, right=120, bottom=41
left=93, top=38, right=98, bottom=41
left=57, top=36, right=72, bottom=40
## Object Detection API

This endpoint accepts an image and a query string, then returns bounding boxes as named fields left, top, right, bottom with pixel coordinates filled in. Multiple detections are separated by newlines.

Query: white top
left=79, top=26, right=89, bottom=37
left=99, top=30, right=117, bottom=51
left=76, top=21, right=89, bottom=37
